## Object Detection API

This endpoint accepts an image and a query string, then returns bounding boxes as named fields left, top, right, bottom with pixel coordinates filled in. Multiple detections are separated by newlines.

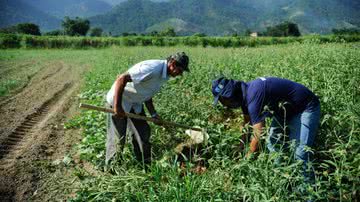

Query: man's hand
left=238, top=132, right=247, bottom=152
left=114, top=106, right=126, bottom=118
left=245, top=151, right=253, bottom=159
left=152, top=113, right=163, bottom=126
left=239, top=114, right=251, bottom=152
left=145, top=98, right=163, bottom=126
left=242, top=121, right=264, bottom=159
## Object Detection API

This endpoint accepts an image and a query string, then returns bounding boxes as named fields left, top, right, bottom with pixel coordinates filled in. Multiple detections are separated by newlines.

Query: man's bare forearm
left=243, top=115, right=250, bottom=125
left=113, top=73, right=132, bottom=114
left=145, top=98, right=161, bottom=125
left=248, top=121, right=264, bottom=154
left=145, top=98, right=156, bottom=116
left=239, top=115, right=251, bottom=150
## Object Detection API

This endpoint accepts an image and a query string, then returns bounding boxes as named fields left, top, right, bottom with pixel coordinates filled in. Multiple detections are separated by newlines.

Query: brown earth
left=0, top=60, right=89, bottom=201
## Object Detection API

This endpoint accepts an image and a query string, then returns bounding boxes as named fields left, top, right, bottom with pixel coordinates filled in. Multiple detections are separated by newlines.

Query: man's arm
left=246, top=121, right=265, bottom=157
left=144, top=98, right=158, bottom=118
left=113, top=73, right=132, bottom=117
left=145, top=98, right=162, bottom=125
left=239, top=115, right=251, bottom=150
left=243, top=115, right=250, bottom=126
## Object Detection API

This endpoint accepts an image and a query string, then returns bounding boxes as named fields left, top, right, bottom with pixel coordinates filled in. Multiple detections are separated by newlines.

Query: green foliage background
left=1, top=42, right=358, bottom=201
left=66, top=43, right=360, bottom=201
left=1, top=34, right=360, bottom=49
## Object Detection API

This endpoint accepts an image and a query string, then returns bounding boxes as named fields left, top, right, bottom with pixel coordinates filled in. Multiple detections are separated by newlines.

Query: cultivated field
left=0, top=42, right=359, bottom=201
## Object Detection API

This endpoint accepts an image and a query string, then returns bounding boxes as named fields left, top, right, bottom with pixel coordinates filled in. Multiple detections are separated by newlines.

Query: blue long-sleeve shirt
left=241, top=77, right=319, bottom=124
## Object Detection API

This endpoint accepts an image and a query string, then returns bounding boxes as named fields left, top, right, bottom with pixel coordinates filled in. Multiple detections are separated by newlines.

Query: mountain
left=89, top=0, right=258, bottom=35
left=101, top=0, right=126, bottom=6
left=0, top=0, right=113, bottom=31
left=1, top=0, right=359, bottom=35
left=0, top=0, right=60, bottom=31
left=27, top=0, right=112, bottom=18
left=282, top=0, right=360, bottom=33
left=145, top=18, right=202, bottom=35
left=248, top=0, right=360, bottom=33
left=89, top=0, right=360, bottom=35
left=101, top=0, right=169, bottom=6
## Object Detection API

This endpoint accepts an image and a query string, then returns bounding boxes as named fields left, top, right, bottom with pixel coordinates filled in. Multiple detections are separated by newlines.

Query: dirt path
left=0, top=60, right=89, bottom=201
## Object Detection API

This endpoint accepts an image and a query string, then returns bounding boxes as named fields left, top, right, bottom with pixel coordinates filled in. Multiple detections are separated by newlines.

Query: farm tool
left=80, top=103, right=209, bottom=174
left=79, top=103, right=208, bottom=144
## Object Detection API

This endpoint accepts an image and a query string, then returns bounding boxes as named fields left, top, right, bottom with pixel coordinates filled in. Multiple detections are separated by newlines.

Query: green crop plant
left=62, top=42, right=360, bottom=201
left=2, top=42, right=358, bottom=201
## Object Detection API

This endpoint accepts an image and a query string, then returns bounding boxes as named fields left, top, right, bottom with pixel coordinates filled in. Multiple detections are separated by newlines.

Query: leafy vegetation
left=90, top=27, right=103, bottom=37
left=262, top=22, right=301, bottom=37
left=332, top=28, right=360, bottom=35
left=15, top=23, right=41, bottom=36
left=62, top=17, right=90, bottom=36
left=43, top=30, right=65, bottom=36
left=1, top=40, right=359, bottom=201
left=1, top=34, right=360, bottom=49
left=58, top=42, right=359, bottom=201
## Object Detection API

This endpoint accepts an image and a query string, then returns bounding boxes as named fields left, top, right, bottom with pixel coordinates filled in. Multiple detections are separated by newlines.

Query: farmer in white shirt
left=106, top=52, right=189, bottom=165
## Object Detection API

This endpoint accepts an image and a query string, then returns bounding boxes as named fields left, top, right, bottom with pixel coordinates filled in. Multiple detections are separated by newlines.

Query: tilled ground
left=0, top=60, right=88, bottom=201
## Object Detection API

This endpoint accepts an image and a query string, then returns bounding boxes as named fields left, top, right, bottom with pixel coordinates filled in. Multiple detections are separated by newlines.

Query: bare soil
left=0, top=60, right=89, bottom=201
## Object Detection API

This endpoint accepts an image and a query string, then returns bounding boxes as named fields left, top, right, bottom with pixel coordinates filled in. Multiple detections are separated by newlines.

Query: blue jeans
left=267, top=100, right=321, bottom=183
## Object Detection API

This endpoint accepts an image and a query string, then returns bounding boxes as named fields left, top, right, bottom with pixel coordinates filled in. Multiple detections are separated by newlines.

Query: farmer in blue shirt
left=212, top=77, right=321, bottom=182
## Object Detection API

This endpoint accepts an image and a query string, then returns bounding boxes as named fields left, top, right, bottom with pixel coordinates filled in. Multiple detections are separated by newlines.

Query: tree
left=287, top=22, right=301, bottom=37
left=90, top=27, right=103, bottom=37
left=265, top=22, right=301, bottom=37
left=16, top=23, right=41, bottom=35
left=193, top=33, right=206, bottom=37
left=244, top=29, right=252, bottom=36
left=61, top=16, right=90, bottom=36
left=231, top=32, right=238, bottom=37
left=0, top=26, right=17, bottom=34
left=160, top=27, right=176, bottom=37
left=149, top=31, right=159, bottom=36
left=44, top=30, right=64, bottom=36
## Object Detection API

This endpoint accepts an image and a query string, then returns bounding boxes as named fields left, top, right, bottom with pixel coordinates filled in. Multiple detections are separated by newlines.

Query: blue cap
left=212, top=77, right=237, bottom=106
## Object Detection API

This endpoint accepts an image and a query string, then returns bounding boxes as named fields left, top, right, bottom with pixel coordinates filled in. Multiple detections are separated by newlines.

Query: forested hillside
left=89, top=0, right=360, bottom=35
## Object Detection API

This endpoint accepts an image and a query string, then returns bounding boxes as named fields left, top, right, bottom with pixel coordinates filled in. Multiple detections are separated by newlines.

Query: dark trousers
left=112, top=108, right=151, bottom=164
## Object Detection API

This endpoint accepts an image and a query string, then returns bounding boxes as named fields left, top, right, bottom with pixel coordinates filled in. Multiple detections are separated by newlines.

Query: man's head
left=212, top=77, right=242, bottom=109
left=167, top=52, right=189, bottom=77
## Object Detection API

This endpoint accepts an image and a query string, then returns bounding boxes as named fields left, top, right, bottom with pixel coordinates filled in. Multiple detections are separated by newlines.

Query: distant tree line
left=244, top=22, right=301, bottom=37
left=1, top=19, right=360, bottom=38
left=47, top=17, right=103, bottom=37
left=0, top=23, right=41, bottom=36
left=0, top=17, right=104, bottom=37
left=332, top=28, right=360, bottom=35
left=2, top=34, right=360, bottom=49
left=223, top=22, right=301, bottom=37
left=263, top=22, right=301, bottom=37
left=121, top=27, right=177, bottom=37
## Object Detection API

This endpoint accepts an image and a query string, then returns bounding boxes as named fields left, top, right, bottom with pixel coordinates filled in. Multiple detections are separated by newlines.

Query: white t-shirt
left=106, top=60, right=169, bottom=113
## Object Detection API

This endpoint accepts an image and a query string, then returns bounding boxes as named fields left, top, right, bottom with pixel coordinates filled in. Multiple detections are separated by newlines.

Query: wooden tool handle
left=79, top=103, right=202, bottom=132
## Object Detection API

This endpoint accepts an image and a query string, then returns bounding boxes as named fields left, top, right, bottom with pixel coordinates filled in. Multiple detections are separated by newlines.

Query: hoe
left=79, top=103, right=209, bottom=174
left=79, top=103, right=208, bottom=145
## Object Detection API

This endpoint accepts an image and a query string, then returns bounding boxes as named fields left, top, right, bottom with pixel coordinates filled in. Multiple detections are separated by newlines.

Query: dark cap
left=170, top=52, right=189, bottom=72
left=211, top=77, right=238, bottom=106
